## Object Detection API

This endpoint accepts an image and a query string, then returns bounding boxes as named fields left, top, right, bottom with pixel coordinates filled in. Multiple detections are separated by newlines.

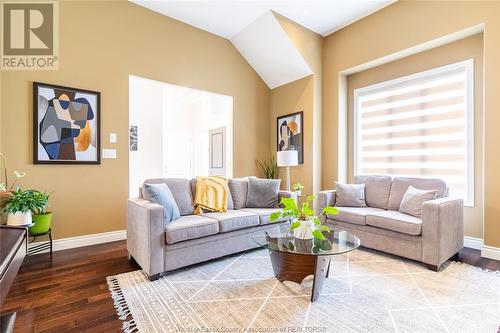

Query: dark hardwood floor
left=1, top=241, right=499, bottom=332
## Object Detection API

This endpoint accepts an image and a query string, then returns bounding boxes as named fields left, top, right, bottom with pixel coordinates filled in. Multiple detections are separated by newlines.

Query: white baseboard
left=463, top=236, right=483, bottom=250
left=481, top=245, right=500, bottom=261
left=462, top=236, right=500, bottom=261
left=28, top=229, right=126, bottom=253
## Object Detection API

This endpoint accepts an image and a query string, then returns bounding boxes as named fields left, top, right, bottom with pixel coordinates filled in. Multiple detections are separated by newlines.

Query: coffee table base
left=268, top=250, right=331, bottom=302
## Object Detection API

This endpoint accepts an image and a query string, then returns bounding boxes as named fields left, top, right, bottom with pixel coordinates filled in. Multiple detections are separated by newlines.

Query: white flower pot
left=7, top=211, right=32, bottom=226
left=295, top=190, right=302, bottom=196
left=293, top=219, right=315, bottom=240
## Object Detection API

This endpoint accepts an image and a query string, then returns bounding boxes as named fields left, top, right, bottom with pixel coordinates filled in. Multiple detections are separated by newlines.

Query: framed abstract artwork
left=277, top=111, right=303, bottom=164
left=33, top=82, right=101, bottom=164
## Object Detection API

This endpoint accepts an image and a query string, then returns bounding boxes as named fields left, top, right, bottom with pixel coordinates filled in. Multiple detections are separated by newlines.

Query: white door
left=209, top=127, right=226, bottom=176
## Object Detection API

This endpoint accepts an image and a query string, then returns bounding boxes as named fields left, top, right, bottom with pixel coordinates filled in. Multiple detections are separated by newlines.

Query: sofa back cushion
left=246, top=177, right=281, bottom=208
left=190, top=178, right=234, bottom=210
left=143, top=178, right=194, bottom=215
left=335, top=182, right=367, bottom=207
left=228, top=178, right=248, bottom=209
left=387, top=177, right=448, bottom=211
left=353, top=175, right=392, bottom=209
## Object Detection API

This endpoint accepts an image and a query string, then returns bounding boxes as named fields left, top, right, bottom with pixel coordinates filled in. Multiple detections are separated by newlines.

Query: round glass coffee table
left=252, top=224, right=360, bottom=302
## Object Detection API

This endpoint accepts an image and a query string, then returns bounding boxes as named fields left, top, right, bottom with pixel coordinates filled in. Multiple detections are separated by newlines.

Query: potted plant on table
left=270, top=196, right=339, bottom=240
left=292, top=183, right=304, bottom=196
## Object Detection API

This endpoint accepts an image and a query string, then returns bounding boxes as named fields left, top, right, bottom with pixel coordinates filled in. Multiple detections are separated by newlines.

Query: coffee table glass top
left=252, top=224, right=360, bottom=256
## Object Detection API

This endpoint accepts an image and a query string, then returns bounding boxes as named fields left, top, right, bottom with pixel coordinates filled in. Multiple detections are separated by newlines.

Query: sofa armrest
left=279, top=190, right=298, bottom=203
left=318, top=190, right=336, bottom=222
left=127, top=198, right=165, bottom=278
left=422, top=197, right=464, bottom=267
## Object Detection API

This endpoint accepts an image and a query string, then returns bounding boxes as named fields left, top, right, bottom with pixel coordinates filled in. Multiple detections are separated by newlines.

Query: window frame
left=353, top=59, right=474, bottom=207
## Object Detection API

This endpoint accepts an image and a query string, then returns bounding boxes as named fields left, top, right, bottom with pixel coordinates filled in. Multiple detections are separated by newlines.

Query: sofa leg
left=450, top=252, right=460, bottom=261
left=148, top=273, right=161, bottom=281
left=426, top=264, right=440, bottom=272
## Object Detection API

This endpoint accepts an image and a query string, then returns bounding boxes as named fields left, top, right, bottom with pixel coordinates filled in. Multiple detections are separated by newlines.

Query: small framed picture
left=33, top=82, right=101, bottom=164
left=277, top=111, right=303, bottom=164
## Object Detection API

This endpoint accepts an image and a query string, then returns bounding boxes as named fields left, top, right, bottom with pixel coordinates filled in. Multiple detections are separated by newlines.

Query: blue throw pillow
left=143, top=183, right=181, bottom=223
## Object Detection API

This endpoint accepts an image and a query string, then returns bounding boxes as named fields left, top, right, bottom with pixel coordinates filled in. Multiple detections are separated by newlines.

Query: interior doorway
left=129, top=75, right=233, bottom=197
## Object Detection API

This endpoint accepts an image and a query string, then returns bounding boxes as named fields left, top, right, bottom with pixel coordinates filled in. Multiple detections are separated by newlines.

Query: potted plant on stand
left=29, top=190, right=51, bottom=235
left=270, top=196, right=339, bottom=240
left=3, top=188, right=35, bottom=226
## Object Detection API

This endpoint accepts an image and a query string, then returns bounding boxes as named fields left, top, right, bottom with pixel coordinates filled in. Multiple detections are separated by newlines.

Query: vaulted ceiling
left=131, top=1, right=395, bottom=88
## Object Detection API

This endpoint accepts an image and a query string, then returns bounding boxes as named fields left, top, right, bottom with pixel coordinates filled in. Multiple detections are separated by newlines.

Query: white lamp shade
left=277, top=150, right=298, bottom=167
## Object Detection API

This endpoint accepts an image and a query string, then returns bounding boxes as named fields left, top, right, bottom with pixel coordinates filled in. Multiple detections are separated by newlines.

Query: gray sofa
left=127, top=177, right=295, bottom=280
left=319, top=175, right=463, bottom=271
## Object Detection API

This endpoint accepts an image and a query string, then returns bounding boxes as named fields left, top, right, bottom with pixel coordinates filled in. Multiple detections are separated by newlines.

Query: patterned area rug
left=107, top=248, right=500, bottom=333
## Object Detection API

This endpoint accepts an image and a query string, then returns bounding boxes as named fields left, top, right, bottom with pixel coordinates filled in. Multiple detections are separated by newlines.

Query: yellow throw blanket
left=193, top=176, right=228, bottom=215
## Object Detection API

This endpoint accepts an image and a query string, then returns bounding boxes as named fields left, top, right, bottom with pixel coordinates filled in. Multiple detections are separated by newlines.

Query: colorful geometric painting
left=277, top=111, right=303, bottom=164
left=33, top=82, right=100, bottom=164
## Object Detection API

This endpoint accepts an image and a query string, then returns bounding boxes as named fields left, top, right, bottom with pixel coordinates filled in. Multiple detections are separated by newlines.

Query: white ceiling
left=231, top=11, right=313, bottom=89
left=131, top=0, right=395, bottom=39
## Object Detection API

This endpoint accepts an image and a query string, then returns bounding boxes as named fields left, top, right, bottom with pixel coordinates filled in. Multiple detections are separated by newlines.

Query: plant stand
left=28, top=228, right=52, bottom=256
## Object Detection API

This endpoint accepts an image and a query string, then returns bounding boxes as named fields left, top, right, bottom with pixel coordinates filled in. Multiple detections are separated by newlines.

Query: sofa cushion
left=228, top=178, right=248, bottom=209
left=387, top=177, right=448, bottom=211
left=246, top=177, right=281, bottom=208
left=354, top=175, right=392, bottom=209
left=144, top=178, right=194, bottom=216
left=366, top=210, right=422, bottom=236
left=399, top=186, right=437, bottom=218
left=165, top=215, right=219, bottom=244
left=203, top=210, right=259, bottom=233
left=142, top=183, right=180, bottom=223
left=335, top=182, right=367, bottom=207
left=327, top=207, right=385, bottom=226
left=239, top=208, right=288, bottom=225
left=190, top=178, right=234, bottom=210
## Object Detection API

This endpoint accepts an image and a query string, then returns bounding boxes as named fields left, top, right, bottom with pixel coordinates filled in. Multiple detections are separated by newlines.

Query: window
left=354, top=60, right=474, bottom=206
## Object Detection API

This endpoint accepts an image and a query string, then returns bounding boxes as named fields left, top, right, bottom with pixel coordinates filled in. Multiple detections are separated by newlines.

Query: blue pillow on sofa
left=143, top=183, right=181, bottom=223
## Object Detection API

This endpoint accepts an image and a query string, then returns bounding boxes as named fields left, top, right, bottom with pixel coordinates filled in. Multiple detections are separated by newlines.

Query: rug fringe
left=449, top=260, right=500, bottom=275
left=107, top=276, right=139, bottom=332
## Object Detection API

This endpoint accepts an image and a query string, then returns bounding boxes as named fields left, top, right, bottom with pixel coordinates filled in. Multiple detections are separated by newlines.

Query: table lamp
left=277, top=150, right=298, bottom=191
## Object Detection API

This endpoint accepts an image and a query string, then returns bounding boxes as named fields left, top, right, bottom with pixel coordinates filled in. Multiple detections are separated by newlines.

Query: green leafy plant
left=2, top=188, right=49, bottom=214
left=256, top=156, right=278, bottom=179
left=270, top=196, right=339, bottom=240
left=292, top=183, right=304, bottom=191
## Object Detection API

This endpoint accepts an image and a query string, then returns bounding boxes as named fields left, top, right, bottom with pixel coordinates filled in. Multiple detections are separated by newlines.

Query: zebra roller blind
left=354, top=59, right=474, bottom=205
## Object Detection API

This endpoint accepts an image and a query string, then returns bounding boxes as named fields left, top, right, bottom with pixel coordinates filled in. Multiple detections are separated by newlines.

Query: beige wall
left=323, top=0, right=500, bottom=247
left=271, top=14, right=323, bottom=195
left=0, top=1, right=270, bottom=239
left=346, top=34, right=484, bottom=239
left=270, top=76, right=314, bottom=192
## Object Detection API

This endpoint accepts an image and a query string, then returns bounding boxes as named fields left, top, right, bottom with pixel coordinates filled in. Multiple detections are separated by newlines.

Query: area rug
left=107, top=248, right=500, bottom=333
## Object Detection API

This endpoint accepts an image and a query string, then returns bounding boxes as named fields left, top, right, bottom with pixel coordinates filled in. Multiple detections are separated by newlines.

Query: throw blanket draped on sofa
left=193, top=176, right=228, bottom=215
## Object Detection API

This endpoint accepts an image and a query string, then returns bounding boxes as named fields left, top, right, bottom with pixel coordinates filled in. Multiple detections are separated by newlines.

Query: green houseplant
left=3, top=188, right=35, bottom=226
left=256, top=156, right=278, bottom=179
left=292, top=183, right=304, bottom=195
left=270, top=196, right=339, bottom=240
left=29, top=190, right=51, bottom=235
left=2, top=189, right=51, bottom=230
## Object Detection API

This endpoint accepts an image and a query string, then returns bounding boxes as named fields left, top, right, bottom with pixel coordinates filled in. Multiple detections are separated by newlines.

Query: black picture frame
left=277, top=111, right=304, bottom=164
left=33, top=81, right=101, bottom=164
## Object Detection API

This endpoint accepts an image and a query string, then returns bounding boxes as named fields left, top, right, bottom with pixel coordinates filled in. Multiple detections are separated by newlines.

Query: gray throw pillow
left=228, top=178, right=249, bottom=209
left=399, top=186, right=437, bottom=218
left=335, top=182, right=367, bottom=207
left=143, top=183, right=181, bottom=223
left=246, top=177, right=281, bottom=208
